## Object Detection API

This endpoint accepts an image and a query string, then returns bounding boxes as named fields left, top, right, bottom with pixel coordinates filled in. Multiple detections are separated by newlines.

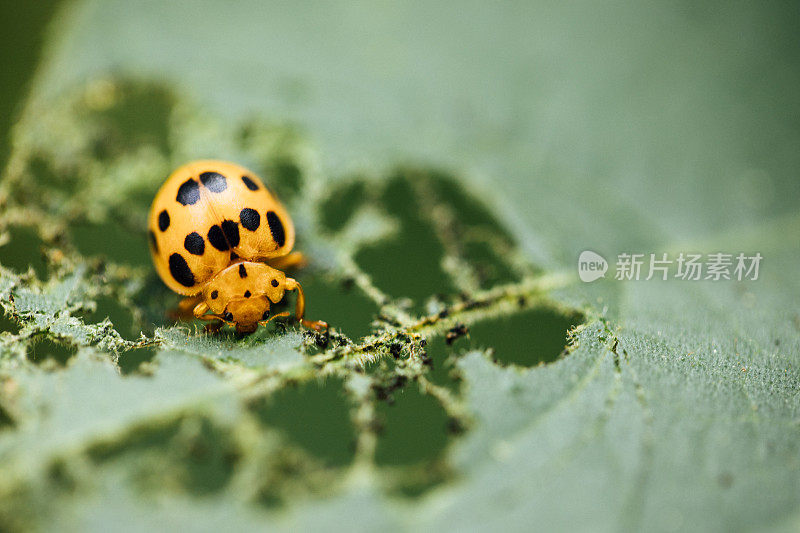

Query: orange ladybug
left=147, top=160, right=326, bottom=333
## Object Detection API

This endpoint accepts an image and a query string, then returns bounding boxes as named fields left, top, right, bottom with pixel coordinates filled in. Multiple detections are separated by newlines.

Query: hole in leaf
left=461, top=239, right=519, bottom=288
left=90, top=417, right=239, bottom=496
left=0, top=0, right=60, bottom=172
left=251, top=377, right=356, bottom=467
left=320, top=180, right=368, bottom=232
left=178, top=419, right=240, bottom=495
left=0, top=225, right=48, bottom=279
left=426, top=172, right=525, bottom=289
left=355, top=176, right=457, bottom=309
left=374, top=385, right=451, bottom=466
left=299, top=274, right=378, bottom=341
left=118, top=346, right=157, bottom=374
left=427, top=172, right=514, bottom=242
left=131, top=274, right=180, bottom=330
left=26, top=337, right=78, bottom=366
left=263, top=158, right=303, bottom=200
left=448, top=307, right=584, bottom=368
left=423, top=336, right=462, bottom=391
left=236, top=118, right=305, bottom=201
left=86, top=81, right=175, bottom=159
left=29, top=155, right=73, bottom=194
left=90, top=421, right=179, bottom=462
left=47, top=459, right=77, bottom=492
left=82, top=295, right=143, bottom=341
left=0, top=404, right=13, bottom=430
left=253, top=446, right=341, bottom=508
left=0, top=311, right=19, bottom=335
left=387, top=462, right=454, bottom=499
left=71, top=220, right=151, bottom=268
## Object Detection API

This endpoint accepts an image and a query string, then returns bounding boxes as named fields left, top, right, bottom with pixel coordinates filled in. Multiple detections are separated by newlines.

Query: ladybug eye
left=262, top=310, right=270, bottom=321
left=223, top=312, right=234, bottom=321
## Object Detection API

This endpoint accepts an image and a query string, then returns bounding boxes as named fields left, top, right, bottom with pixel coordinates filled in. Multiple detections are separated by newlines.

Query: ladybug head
left=223, top=295, right=271, bottom=334
left=203, top=261, right=288, bottom=334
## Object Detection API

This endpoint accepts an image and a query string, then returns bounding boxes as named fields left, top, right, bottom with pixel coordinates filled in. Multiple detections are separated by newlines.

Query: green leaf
left=0, top=1, right=798, bottom=531
left=0, top=349, right=241, bottom=523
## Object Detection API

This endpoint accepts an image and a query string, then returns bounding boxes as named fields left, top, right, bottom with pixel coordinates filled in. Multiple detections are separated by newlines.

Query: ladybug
left=147, top=160, right=327, bottom=333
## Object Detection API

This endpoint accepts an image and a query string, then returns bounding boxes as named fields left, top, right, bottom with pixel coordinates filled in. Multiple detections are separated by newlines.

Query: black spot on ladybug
left=210, top=290, right=218, bottom=299
left=239, top=263, right=247, bottom=278
left=158, top=210, right=170, bottom=231
left=221, top=220, right=240, bottom=247
left=241, top=175, right=259, bottom=191
left=224, top=312, right=233, bottom=321
left=239, top=208, right=260, bottom=231
left=267, top=211, right=286, bottom=247
left=199, top=171, right=227, bottom=193
left=207, top=225, right=229, bottom=251
left=168, top=253, right=195, bottom=287
left=184, top=232, right=205, bottom=255
left=271, top=279, right=279, bottom=287
left=230, top=252, right=239, bottom=260
left=176, top=179, right=200, bottom=205
left=244, top=290, right=251, bottom=298
left=148, top=230, right=158, bottom=252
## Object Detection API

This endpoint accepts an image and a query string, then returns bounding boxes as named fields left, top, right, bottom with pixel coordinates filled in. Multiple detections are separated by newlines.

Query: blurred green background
left=28, top=1, right=800, bottom=267
left=4, top=1, right=800, bottom=262
left=0, top=0, right=60, bottom=170
left=1, top=2, right=799, bottom=532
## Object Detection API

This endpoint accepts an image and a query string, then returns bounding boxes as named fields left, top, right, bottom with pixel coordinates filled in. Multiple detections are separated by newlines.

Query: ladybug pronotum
left=147, top=160, right=327, bottom=333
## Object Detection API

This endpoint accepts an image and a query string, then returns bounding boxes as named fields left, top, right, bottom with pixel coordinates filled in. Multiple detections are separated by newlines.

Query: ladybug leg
left=169, top=295, right=203, bottom=321
left=192, top=302, right=225, bottom=329
left=285, top=277, right=327, bottom=331
left=203, top=321, right=225, bottom=334
left=258, top=311, right=291, bottom=327
left=268, top=252, right=307, bottom=271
